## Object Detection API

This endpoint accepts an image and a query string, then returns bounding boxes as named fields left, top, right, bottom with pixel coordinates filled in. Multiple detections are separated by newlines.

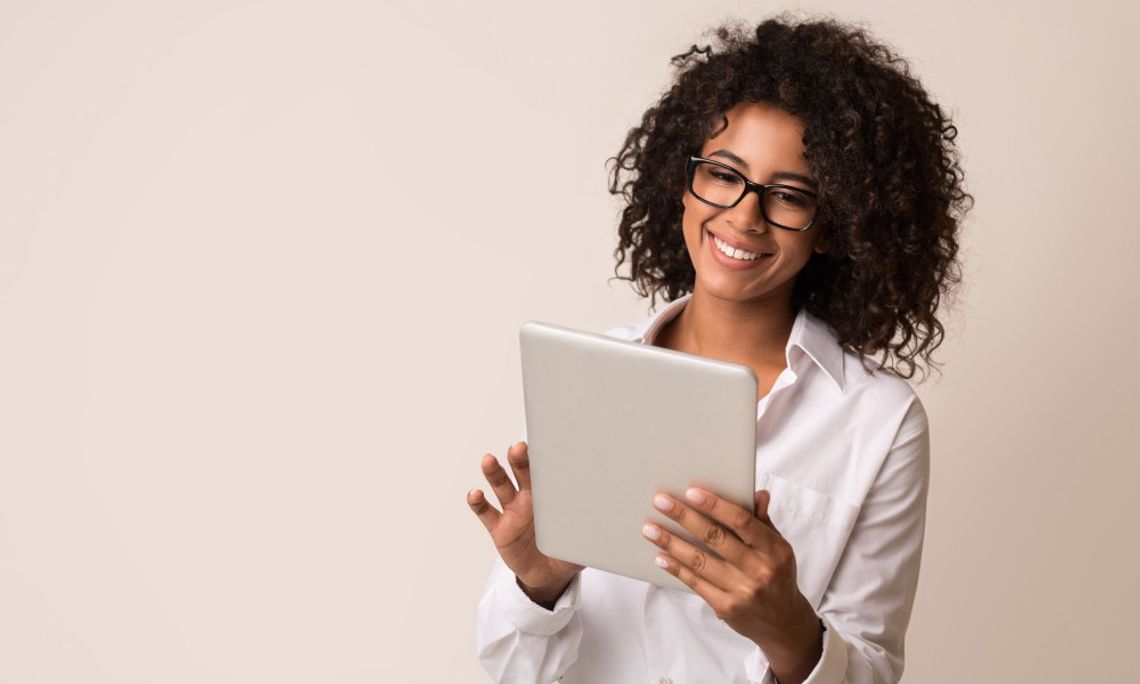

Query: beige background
left=1, top=1, right=1137, bottom=681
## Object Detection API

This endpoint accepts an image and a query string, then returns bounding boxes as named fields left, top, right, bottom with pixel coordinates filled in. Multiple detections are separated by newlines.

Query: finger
left=507, top=441, right=532, bottom=491
left=680, top=486, right=777, bottom=549
left=756, top=487, right=775, bottom=526
left=466, top=488, right=501, bottom=533
left=641, top=518, right=736, bottom=592
left=653, top=551, right=731, bottom=611
left=753, top=489, right=781, bottom=535
left=649, top=492, right=752, bottom=569
left=481, top=452, right=518, bottom=507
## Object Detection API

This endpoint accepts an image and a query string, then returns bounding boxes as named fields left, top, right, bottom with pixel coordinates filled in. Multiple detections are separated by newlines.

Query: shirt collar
left=626, top=292, right=845, bottom=391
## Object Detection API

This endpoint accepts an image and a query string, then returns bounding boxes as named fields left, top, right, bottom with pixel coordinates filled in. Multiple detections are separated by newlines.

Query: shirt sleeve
left=474, top=555, right=585, bottom=683
left=747, top=397, right=931, bottom=684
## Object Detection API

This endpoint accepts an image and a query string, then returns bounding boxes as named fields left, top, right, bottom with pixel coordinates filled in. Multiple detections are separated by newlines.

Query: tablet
left=519, top=320, right=758, bottom=594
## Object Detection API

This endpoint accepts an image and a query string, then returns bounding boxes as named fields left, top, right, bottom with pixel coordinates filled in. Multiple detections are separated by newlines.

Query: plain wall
left=1, top=0, right=1137, bottom=681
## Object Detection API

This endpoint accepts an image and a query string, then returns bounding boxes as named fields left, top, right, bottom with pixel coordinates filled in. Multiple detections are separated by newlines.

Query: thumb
left=754, top=489, right=778, bottom=532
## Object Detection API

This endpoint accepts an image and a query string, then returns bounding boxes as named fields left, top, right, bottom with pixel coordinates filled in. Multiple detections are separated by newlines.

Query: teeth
left=712, top=234, right=762, bottom=261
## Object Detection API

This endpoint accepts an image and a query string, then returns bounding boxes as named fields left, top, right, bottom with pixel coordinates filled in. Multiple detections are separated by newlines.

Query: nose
left=724, top=187, right=770, bottom=233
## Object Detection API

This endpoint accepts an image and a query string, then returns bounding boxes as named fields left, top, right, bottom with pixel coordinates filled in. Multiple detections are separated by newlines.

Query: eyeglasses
left=685, top=156, right=819, bottom=232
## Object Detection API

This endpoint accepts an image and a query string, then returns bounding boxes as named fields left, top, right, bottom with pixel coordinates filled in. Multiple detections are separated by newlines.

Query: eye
left=709, top=170, right=743, bottom=185
left=771, top=189, right=811, bottom=207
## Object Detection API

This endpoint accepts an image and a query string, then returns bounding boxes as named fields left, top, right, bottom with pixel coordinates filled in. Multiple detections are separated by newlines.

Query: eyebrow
left=707, top=149, right=818, bottom=189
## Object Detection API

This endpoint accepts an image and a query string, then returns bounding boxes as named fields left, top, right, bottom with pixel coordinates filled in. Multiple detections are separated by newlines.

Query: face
left=681, top=101, right=827, bottom=307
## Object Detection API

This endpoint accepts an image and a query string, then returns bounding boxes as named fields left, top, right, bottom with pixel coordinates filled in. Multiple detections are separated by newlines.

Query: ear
left=812, top=225, right=829, bottom=254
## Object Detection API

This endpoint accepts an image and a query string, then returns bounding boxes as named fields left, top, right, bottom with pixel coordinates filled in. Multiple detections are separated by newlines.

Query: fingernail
left=655, top=556, right=669, bottom=569
left=653, top=494, right=673, bottom=512
left=641, top=523, right=660, bottom=541
left=684, top=488, right=707, bottom=505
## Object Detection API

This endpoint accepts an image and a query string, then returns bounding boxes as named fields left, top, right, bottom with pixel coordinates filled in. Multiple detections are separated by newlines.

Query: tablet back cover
left=519, top=321, right=757, bottom=593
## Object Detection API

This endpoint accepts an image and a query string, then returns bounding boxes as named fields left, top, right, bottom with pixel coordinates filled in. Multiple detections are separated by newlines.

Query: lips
left=704, top=227, right=774, bottom=270
left=706, top=228, right=773, bottom=257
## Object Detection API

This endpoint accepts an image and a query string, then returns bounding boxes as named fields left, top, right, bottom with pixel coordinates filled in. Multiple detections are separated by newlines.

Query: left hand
left=641, top=486, right=823, bottom=675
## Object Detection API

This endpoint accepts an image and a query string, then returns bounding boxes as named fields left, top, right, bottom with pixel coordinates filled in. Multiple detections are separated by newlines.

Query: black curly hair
left=606, top=13, right=973, bottom=382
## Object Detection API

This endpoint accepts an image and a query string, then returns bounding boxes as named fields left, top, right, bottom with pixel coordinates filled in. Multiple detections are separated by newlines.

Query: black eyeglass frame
left=685, top=156, right=820, bottom=232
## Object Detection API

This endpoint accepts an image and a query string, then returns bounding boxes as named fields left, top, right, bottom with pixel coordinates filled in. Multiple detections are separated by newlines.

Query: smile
left=705, top=228, right=773, bottom=268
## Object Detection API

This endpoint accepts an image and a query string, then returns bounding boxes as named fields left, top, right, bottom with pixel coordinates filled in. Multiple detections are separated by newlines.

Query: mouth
left=705, top=228, right=774, bottom=267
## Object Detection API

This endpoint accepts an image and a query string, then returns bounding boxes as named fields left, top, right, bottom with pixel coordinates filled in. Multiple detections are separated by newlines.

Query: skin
left=656, top=101, right=829, bottom=399
left=467, top=443, right=584, bottom=608
left=469, top=102, right=828, bottom=683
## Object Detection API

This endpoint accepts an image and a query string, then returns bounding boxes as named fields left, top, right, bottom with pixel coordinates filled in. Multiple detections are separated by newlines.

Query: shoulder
left=798, top=308, right=921, bottom=424
left=831, top=352, right=931, bottom=507
left=841, top=348, right=922, bottom=406
left=840, top=349, right=929, bottom=441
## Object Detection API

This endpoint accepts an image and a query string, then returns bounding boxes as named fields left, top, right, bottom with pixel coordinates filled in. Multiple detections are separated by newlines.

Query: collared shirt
left=475, top=293, right=930, bottom=684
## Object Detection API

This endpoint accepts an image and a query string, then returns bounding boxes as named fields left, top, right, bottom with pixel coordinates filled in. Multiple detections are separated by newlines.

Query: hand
left=467, top=441, right=585, bottom=604
left=640, top=487, right=823, bottom=683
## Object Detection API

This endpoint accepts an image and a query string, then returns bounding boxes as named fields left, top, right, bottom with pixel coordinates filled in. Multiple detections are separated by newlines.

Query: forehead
left=701, top=102, right=809, bottom=169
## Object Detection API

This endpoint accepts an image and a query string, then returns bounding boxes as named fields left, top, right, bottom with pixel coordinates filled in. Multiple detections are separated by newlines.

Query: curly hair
left=606, top=13, right=973, bottom=382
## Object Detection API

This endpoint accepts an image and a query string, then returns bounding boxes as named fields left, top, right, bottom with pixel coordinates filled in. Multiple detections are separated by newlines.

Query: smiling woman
left=609, top=17, right=971, bottom=384
left=678, top=103, right=829, bottom=356
left=468, top=12, right=972, bottom=684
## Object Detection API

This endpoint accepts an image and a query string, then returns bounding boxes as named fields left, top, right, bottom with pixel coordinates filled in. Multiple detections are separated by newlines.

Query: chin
left=695, top=271, right=794, bottom=306
left=697, top=278, right=762, bottom=302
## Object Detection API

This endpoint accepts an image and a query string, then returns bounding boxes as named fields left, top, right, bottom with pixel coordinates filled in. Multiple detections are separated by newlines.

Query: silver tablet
left=519, top=320, right=758, bottom=593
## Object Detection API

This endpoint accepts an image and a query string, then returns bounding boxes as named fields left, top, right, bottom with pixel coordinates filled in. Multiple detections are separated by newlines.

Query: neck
left=664, top=286, right=798, bottom=369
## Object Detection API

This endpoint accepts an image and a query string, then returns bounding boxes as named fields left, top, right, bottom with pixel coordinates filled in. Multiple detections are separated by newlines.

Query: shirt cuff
left=494, top=559, right=582, bottom=636
left=744, top=614, right=848, bottom=684
left=801, top=614, right=848, bottom=684
left=743, top=642, right=772, bottom=683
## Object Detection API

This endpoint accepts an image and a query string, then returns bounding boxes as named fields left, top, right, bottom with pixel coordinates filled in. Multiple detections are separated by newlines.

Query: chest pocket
left=758, top=472, right=860, bottom=610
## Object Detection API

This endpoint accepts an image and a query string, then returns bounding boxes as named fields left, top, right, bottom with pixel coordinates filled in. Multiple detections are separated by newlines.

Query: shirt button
left=659, top=678, right=673, bottom=684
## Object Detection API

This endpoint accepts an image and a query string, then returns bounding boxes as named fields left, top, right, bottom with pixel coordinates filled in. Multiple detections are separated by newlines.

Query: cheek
left=681, top=194, right=717, bottom=230
left=771, top=231, right=816, bottom=259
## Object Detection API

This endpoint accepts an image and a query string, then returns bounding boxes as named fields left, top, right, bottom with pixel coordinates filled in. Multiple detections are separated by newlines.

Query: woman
left=467, top=14, right=971, bottom=684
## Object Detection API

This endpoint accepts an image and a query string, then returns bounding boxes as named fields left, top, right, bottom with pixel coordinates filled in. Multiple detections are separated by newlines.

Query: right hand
left=467, top=441, right=585, bottom=602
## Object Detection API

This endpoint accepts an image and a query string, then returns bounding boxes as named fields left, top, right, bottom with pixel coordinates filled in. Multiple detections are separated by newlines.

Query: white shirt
left=475, top=293, right=931, bottom=684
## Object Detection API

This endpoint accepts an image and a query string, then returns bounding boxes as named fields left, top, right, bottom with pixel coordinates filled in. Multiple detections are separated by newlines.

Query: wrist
left=516, top=574, right=573, bottom=608
left=752, top=597, right=825, bottom=684
left=758, top=600, right=824, bottom=684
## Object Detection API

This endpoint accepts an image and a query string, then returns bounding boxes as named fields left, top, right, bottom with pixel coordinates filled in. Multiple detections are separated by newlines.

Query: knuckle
left=772, top=540, right=794, bottom=568
left=683, top=570, right=700, bottom=590
left=689, top=549, right=708, bottom=573
left=733, top=507, right=753, bottom=530
left=715, top=599, right=742, bottom=622
left=743, top=579, right=765, bottom=603
left=703, top=524, right=726, bottom=547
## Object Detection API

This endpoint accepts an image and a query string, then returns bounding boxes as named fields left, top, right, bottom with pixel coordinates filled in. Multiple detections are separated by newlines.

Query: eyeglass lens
left=690, top=161, right=816, bottom=230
